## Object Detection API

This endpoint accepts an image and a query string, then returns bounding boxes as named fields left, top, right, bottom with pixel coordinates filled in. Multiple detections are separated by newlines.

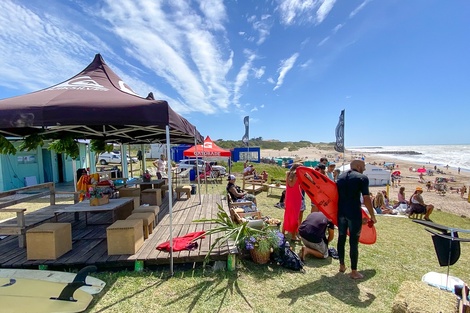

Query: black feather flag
left=242, top=116, right=249, bottom=146
left=334, top=110, right=345, bottom=153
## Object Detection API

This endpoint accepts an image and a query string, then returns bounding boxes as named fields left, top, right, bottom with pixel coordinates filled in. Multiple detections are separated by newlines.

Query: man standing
left=336, top=160, right=377, bottom=279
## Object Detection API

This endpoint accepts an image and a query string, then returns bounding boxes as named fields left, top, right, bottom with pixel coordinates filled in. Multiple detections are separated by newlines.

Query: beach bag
left=272, top=240, right=305, bottom=272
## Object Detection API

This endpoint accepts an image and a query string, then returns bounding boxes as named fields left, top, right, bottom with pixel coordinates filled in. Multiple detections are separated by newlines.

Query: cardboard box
left=106, top=219, right=144, bottom=255
left=26, top=223, right=72, bottom=260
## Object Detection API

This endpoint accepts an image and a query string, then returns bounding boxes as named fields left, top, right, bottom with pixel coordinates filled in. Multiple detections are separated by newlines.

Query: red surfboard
left=296, top=166, right=376, bottom=245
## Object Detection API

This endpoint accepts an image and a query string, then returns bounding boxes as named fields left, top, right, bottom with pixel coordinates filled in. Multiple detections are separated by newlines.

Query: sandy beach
left=261, top=147, right=470, bottom=218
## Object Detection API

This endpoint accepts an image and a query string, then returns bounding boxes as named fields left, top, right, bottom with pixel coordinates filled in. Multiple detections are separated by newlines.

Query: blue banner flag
left=334, top=110, right=345, bottom=153
left=242, top=116, right=249, bottom=146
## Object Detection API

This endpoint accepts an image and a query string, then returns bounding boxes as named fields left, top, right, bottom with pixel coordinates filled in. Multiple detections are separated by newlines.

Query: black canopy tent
left=0, top=54, right=203, bottom=144
left=0, top=54, right=204, bottom=275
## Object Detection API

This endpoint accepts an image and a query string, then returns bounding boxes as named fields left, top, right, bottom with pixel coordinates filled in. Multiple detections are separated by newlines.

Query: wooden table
left=54, top=198, right=133, bottom=226
left=267, top=184, right=286, bottom=196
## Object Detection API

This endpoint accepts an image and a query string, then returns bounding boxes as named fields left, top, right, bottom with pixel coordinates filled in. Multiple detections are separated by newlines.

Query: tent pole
left=72, top=158, right=77, bottom=192
left=194, top=135, right=201, bottom=204
left=166, top=126, right=174, bottom=276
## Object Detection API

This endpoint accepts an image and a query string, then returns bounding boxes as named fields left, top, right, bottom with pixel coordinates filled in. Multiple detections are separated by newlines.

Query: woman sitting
left=373, top=192, right=396, bottom=215
left=409, top=186, right=434, bottom=221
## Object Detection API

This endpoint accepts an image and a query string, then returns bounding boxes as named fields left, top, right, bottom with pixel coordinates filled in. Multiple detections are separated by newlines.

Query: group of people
left=280, top=158, right=376, bottom=279
left=227, top=157, right=439, bottom=280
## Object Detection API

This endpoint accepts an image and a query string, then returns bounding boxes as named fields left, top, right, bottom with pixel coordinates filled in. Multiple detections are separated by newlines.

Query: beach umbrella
left=417, top=168, right=427, bottom=173
left=392, top=170, right=401, bottom=176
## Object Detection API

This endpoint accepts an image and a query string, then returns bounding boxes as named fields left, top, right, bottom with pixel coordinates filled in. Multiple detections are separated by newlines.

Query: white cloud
left=273, top=53, right=299, bottom=91
left=318, top=36, right=330, bottom=46
left=333, top=23, right=343, bottom=33
left=99, top=0, right=233, bottom=114
left=233, top=50, right=257, bottom=107
left=350, top=0, right=371, bottom=18
left=278, top=0, right=337, bottom=25
left=250, top=107, right=258, bottom=112
left=253, top=67, right=265, bottom=79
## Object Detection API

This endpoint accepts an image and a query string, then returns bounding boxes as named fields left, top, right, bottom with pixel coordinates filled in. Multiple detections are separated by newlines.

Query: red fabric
left=283, top=178, right=302, bottom=233
left=156, top=231, right=206, bottom=252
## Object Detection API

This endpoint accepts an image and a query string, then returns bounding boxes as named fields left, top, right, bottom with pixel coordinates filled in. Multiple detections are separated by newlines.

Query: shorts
left=244, top=194, right=256, bottom=202
left=411, top=203, right=427, bottom=214
left=300, top=236, right=328, bottom=258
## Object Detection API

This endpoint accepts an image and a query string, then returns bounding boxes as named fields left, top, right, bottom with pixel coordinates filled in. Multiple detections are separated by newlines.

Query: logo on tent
left=204, top=142, right=213, bottom=149
left=46, top=76, right=109, bottom=92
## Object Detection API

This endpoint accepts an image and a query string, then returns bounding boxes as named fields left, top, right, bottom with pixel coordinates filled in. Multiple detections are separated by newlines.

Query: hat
left=415, top=186, right=423, bottom=191
left=293, top=157, right=303, bottom=164
left=328, top=162, right=336, bottom=166
left=227, top=174, right=236, bottom=181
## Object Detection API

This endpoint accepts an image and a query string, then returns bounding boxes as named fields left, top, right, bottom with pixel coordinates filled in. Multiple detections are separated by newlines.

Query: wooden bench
left=0, top=182, right=79, bottom=248
left=242, top=175, right=265, bottom=194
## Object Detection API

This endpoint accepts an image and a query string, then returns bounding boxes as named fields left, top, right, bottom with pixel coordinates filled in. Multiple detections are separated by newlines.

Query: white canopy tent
left=338, top=164, right=391, bottom=186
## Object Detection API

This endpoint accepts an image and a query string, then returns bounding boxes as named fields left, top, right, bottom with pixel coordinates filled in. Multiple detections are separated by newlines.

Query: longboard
left=422, top=271, right=465, bottom=293
left=296, top=166, right=377, bottom=245
left=0, top=266, right=97, bottom=313
left=0, top=269, right=105, bottom=295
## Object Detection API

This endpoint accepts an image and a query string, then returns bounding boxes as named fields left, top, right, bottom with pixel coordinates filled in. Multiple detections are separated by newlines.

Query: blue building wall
left=0, top=142, right=87, bottom=191
left=232, top=147, right=260, bottom=163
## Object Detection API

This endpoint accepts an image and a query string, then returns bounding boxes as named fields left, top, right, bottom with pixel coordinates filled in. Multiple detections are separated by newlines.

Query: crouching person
left=298, top=212, right=335, bottom=261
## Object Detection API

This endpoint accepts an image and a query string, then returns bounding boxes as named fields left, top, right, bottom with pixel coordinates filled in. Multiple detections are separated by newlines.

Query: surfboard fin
left=51, top=265, right=97, bottom=302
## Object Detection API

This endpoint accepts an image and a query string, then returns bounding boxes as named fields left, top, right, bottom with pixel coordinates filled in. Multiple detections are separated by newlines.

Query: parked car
left=176, top=159, right=226, bottom=175
left=176, top=159, right=206, bottom=172
left=97, top=152, right=138, bottom=165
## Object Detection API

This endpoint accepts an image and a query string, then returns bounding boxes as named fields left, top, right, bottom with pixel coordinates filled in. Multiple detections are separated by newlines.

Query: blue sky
left=0, top=0, right=469, bottom=147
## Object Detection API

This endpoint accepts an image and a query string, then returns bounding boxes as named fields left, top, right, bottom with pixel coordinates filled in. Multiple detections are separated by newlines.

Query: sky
left=0, top=0, right=469, bottom=147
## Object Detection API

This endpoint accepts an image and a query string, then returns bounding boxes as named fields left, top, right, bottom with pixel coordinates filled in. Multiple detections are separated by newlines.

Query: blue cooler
left=189, top=169, right=196, bottom=181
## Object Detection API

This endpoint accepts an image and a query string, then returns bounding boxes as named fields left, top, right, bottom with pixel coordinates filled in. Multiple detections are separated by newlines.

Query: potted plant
left=193, top=204, right=284, bottom=265
left=83, top=183, right=109, bottom=206
left=241, top=229, right=284, bottom=264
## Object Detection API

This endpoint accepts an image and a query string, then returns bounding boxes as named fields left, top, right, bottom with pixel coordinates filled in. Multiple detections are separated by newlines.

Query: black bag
left=272, top=240, right=304, bottom=272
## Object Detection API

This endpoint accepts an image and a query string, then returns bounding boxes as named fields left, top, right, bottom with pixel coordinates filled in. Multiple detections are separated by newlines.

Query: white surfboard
left=0, top=277, right=93, bottom=313
left=422, top=271, right=465, bottom=293
left=0, top=268, right=105, bottom=295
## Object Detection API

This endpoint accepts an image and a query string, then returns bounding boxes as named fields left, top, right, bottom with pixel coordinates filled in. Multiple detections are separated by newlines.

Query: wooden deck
left=0, top=193, right=234, bottom=270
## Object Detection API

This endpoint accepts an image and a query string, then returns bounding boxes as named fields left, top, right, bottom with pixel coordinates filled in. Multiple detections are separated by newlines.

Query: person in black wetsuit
left=336, top=160, right=377, bottom=279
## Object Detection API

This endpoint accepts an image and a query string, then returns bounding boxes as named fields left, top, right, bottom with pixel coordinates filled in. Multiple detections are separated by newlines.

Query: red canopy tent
left=183, top=136, right=231, bottom=157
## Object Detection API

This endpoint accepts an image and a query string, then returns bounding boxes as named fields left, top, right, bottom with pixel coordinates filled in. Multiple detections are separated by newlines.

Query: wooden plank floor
left=0, top=192, right=233, bottom=270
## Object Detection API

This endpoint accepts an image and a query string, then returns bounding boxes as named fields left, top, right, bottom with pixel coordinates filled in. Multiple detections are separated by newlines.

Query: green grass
left=83, top=162, right=470, bottom=312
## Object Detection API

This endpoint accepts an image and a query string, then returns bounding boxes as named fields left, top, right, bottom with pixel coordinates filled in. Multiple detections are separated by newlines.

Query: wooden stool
left=132, top=205, right=160, bottom=224
left=118, top=187, right=141, bottom=209
left=141, top=189, right=162, bottom=206
left=106, top=219, right=144, bottom=255
left=175, top=185, right=191, bottom=200
left=409, top=213, right=424, bottom=220
left=126, top=212, right=155, bottom=239
left=26, top=223, right=72, bottom=260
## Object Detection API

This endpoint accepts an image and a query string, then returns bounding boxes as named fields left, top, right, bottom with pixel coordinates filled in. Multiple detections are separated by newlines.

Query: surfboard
left=0, top=269, right=105, bottom=295
left=422, top=271, right=465, bottom=293
left=296, top=166, right=377, bottom=245
left=0, top=266, right=97, bottom=313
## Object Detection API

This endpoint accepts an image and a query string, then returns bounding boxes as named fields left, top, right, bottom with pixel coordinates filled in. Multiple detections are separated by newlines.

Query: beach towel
left=156, top=231, right=206, bottom=252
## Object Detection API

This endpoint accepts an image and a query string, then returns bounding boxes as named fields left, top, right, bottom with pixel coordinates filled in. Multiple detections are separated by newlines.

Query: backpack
left=272, top=240, right=305, bottom=272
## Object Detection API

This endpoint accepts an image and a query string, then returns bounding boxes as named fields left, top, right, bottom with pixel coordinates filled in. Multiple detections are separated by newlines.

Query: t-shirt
left=298, top=212, right=334, bottom=244
left=157, top=159, right=166, bottom=173
left=337, top=169, right=370, bottom=220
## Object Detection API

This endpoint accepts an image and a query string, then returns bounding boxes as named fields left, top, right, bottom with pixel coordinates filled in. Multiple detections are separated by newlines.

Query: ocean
left=348, top=144, right=470, bottom=172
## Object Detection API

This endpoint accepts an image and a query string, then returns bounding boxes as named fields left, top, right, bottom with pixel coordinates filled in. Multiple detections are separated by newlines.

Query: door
left=42, top=149, right=53, bottom=182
